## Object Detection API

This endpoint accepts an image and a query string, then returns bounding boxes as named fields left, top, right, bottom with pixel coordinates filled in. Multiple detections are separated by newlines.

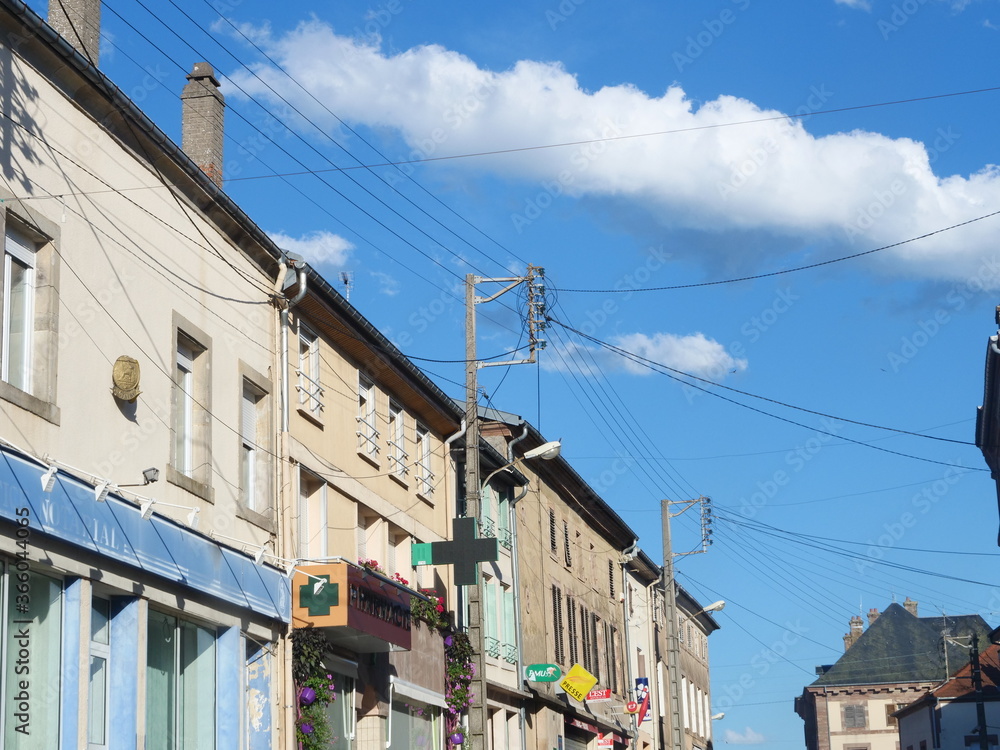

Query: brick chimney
left=903, top=597, right=918, bottom=617
left=49, top=0, right=101, bottom=65
left=181, top=63, right=225, bottom=188
left=868, top=608, right=880, bottom=626
left=843, top=615, right=864, bottom=651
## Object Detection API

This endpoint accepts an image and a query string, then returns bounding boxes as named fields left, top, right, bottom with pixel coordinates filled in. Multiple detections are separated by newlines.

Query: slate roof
left=811, top=603, right=992, bottom=686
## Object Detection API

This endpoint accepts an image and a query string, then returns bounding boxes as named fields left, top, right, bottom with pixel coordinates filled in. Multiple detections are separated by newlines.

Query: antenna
left=340, top=271, right=353, bottom=301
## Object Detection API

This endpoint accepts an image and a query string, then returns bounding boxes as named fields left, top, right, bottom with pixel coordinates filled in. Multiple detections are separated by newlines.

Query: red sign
left=586, top=688, right=612, bottom=702
left=625, top=701, right=639, bottom=714
left=597, top=734, right=614, bottom=749
left=566, top=718, right=599, bottom=734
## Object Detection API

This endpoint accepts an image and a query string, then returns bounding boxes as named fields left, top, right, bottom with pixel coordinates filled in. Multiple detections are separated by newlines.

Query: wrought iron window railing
left=356, top=416, right=380, bottom=456
left=485, top=636, right=501, bottom=659
left=295, top=369, right=324, bottom=414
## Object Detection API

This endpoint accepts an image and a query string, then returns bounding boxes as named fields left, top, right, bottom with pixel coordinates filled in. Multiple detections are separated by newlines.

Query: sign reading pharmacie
left=292, top=563, right=412, bottom=652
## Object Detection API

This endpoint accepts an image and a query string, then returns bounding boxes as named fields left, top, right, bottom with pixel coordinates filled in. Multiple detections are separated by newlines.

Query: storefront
left=0, top=447, right=290, bottom=750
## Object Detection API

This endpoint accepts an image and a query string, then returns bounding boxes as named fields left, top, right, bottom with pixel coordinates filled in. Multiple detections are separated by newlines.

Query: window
left=481, top=485, right=496, bottom=537
left=885, top=703, right=906, bottom=727
left=580, top=605, right=591, bottom=672
left=170, top=320, right=211, bottom=496
left=552, top=585, right=564, bottom=665
left=357, top=375, right=379, bottom=459
left=324, top=673, right=355, bottom=750
left=609, top=560, right=616, bottom=598
left=590, top=614, right=601, bottom=683
left=567, top=597, right=578, bottom=665
left=298, top=468, right=327, bottom=559
left=0, top=209, right=58, bottom=421
left=563, top=521, right=572, bottom=567
left=146, top=611, right=216, bottom=750
left=549, top=510, right=557, bottom=553
left=484, top=577, right=500, bottom=658
left=387, top=402, right=408, bottom=479
left=497, top=488, right=512, bottom=550
left=389, top=697, right=440, bottom=750
left=415, top=423, right=434, bottom=497
left=842, top=704, right=867, bottom=729
left=297, top=325, right=322, bottom=418
left=502, top=586, right=516, bottom=664
left=241, top=381, right=263, bottom=511
left=4, top=568, right=62, bottom=750
left=3, top=226, right=34, bottom=392
left=89, top=596, right=111, bottom=749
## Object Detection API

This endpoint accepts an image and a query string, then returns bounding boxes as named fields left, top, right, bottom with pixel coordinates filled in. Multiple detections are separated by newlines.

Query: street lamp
left=480, top=440, right=561, bottom=492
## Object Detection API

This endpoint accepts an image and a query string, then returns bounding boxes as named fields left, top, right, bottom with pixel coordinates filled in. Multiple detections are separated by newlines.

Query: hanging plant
left=411, top=589, right=449, bottom=629
left=291, top=629, right=338, bottom=750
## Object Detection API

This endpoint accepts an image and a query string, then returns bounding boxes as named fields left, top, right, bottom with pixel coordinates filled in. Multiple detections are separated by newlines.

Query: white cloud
left=540, top=332, right=745, bottom=380
left=613, top=332, right=747, bottom=379
left=233, top=23, right=1000, bottom=287
left=267, top=230, right=353, bottom=268
left=723, top=727, right=765, bottom=744
left=835, top=0, right=871, bottom=10
left=370, top=270, right=400, bottom=296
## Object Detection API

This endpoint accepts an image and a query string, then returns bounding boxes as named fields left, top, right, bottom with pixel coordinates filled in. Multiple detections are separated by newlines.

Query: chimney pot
left=903, top=597, right=918, bottom=617
left=868, top=608, right=880, bottom=626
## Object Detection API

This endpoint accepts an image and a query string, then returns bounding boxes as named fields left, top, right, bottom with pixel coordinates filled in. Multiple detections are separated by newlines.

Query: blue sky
left=33, top=0, right=1000, bottom=745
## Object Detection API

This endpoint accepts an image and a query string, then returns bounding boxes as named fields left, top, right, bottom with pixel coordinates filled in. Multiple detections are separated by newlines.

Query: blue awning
left=0, top=448, right=290, bottom=623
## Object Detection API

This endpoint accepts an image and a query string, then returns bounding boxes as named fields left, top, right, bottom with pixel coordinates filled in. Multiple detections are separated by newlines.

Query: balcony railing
left=480, top=517, right=496, bottom=538
left=295, top=369, right=324, bottom=415
left=485, top=636, right=501, bottom=659
left=387, top=440, right=409, bottom=477
left=502, top=642, right=517, bottom=664
left=499, top=527, right=513, bottom=550
left=356, top=416, right=380, bottom=456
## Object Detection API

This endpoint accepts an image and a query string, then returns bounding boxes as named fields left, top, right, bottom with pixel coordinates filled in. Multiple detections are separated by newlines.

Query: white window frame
left=356, top=375, right=379, bottom=459
left=415, top=423, right=433, bottom=498
left=2, top=227, right=35, bottom=392
left=241, top=380, right=264, bottom=511
left=88, top=596, right=111, bottom=750
left=387, top=401, right=408, bottom=479
left=298, top=467, right=328, bottom=559
left=175, top=342, right=196, bottom=478
left=296, top=325, right=322, bottom=417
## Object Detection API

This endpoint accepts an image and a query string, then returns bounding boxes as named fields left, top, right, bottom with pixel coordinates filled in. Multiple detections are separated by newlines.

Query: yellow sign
left=559, top=664, right=598, bottom=702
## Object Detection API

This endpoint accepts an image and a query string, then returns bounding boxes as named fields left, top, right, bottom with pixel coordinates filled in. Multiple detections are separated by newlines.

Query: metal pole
left=662, top=499, right=685, bottom=750
left=971, top=636, right=989, bottom=750
left=465, top=273, right=488, bottom=750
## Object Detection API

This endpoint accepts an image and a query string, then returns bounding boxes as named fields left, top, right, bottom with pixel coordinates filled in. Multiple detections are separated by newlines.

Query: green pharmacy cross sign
left=298, top=576, right=338, bottom=617
left=411, top=517, right=500, bottom=586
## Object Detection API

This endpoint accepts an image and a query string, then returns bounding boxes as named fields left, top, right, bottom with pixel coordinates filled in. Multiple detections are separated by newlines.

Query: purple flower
left=444, top=635, right=454, bottom=648
left=301, top=723, right=314, bottom=735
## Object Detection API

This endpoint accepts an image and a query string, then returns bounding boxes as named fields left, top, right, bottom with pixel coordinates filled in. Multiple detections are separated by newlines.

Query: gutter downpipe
left=621, top=540, right=639, bottom=750
left=277, top=260, right=306, bottom=750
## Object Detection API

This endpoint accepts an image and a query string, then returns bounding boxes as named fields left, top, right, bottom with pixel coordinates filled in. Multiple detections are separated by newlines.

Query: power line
left=552, top=209, right=1000, bottom=293
left=223, top=85, right=1000, bottom=182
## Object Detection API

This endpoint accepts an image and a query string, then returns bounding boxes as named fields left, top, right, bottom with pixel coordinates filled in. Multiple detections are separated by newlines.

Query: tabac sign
left=292, top=563, right=411, bottom=652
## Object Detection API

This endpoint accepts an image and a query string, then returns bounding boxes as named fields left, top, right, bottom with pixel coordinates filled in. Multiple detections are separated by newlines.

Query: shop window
left=89, top=596, right=111, bottom=749
left=390, top=698, right=440, bottom=750
left=3, top=567, right=62, bottom=750
left=324, top=673, right=355, bottom=750
left=146, top=610, right=216, bottom=750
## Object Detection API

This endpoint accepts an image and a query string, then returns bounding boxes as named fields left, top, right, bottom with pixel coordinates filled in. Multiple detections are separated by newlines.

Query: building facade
left=0, top=1, right=293, bottom=748
left=795, top=600, right=993, bottom=750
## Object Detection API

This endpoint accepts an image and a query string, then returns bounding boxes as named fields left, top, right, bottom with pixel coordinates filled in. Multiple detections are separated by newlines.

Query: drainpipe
left=621, top=540, right=639, bottom=750
left=277, top=259, right=306, bottom=750
left=508, top=422, right=529, bottom=461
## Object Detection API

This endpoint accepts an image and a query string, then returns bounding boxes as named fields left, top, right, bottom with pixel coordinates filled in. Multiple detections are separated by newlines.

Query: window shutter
left=568, top=599, right=578, bottom=665
left=485, top=580, right=496, bottom=641
left=242, top=385, right=257, bottom=445
left=503, top=588, right=515, bottom=648
left=549, top=510, right=557, bottom=552
left=609, top=560, right=615, bottom=598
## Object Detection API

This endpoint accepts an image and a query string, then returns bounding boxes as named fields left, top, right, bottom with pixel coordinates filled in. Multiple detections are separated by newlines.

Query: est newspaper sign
left=586, top=688, right=612, bottom=703
left=559, top=664, right=598, bottom=702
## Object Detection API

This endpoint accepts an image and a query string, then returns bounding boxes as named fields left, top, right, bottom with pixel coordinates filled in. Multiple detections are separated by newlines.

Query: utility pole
left=661, top=497, right=714, bottom=750
left=971, top=636, right=989, bottom=750
left=464, top=268, right=546, bottom=750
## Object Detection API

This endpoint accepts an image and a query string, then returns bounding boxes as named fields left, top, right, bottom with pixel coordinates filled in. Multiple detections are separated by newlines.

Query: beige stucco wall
left=0, top=41, right=279, bottom=548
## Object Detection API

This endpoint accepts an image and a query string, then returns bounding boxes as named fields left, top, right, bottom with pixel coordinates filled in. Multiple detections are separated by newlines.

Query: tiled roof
left=812, top=603, right=992, bottom=686
left=931, top=643, right=1000, bottom=699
